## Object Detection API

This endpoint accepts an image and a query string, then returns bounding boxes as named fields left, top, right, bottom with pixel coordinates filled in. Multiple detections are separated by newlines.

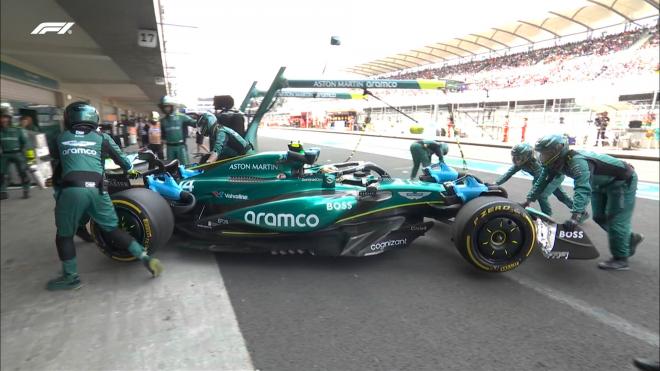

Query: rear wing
left=240, top=66, right=465, bottom=150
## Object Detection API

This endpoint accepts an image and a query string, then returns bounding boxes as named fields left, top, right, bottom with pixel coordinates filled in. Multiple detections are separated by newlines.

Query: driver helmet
left=511, top=143, right=533, bottom=166
left=196, top=112, right=217, bottom=137
left=158, top=95, right=177, bottom=114
left=534, top=134, right=569, bottom=168
left=64, top=101, right=100, bottom=130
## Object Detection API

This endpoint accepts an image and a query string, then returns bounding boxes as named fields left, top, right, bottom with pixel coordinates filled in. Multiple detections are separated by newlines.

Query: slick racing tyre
left=453, top=197, right=535, bottom=272
left=92, top=188, right=174, bottom=261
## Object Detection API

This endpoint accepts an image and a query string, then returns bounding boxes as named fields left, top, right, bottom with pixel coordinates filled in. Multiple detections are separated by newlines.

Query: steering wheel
left=331, top=162, right=363, bottom=176
left=330, top=162, right=390, bottom=180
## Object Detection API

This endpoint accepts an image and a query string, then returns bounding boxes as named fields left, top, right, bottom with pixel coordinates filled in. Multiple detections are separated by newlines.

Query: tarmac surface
left=0, top=134, right=658, bottom=371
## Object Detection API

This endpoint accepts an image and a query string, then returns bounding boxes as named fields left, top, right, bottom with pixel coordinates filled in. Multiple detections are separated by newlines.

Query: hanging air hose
left=362, top=89, right=470, bottom=173
left=343, top=89, right=420, bottom=163
left=451, top=125, right=469, bottom=173
left=343, top=132, right=364, bottom=162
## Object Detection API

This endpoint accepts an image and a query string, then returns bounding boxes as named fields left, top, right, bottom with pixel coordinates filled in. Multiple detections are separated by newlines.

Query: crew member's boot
left=629, top=233, right=644, bottom=257
left=597, top=256, right=629, bottom=271
left=633, top=358, right=660, bottom=371
left=22, top=188, right=29, bottom=199
left=46, top=258, right=83, bottom=290
left=127, top=240, right=163, bottom=277
left=143, top=256, right=164, bottom=277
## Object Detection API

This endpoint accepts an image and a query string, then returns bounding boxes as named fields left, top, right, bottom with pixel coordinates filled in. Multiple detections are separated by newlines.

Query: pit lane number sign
left=138, top=29, right=157, bottom=48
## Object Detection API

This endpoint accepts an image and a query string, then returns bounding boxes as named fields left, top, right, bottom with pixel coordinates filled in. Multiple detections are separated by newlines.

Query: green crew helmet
left=159, top=95, right=177, bottom=106
left=64, top=101, right=100, bottom=130
left=158, top=95, right=177, bottom=113
left=534, top=134, right=569, bottom=167
left=196, top=112, right=217, bottom=136
left=438, top=141, right=449, bottom=156
left=0, top=102, right=14, bottom=118
left=511, top=143, right=533, bottom=166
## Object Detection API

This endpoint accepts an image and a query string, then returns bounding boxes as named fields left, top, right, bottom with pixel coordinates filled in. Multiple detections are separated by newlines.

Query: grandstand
left=333, top=0, right=659, bottom=151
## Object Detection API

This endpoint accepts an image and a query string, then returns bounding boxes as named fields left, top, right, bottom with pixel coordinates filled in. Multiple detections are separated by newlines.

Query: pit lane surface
left=0, top=136, right=657, bottom=371
left=215, top=136, right=659, bottom=371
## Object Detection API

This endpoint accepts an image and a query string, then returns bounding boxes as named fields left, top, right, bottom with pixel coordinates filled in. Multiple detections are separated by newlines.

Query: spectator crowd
left=380, top=25, right=659, bottom=91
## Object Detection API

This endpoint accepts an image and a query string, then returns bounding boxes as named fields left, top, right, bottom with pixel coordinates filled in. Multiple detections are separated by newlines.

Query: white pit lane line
left=509, top=274, right=660, bottom=348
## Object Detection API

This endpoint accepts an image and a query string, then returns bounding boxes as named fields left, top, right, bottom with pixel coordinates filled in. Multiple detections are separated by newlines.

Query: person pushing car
left=196, top=112, right=253, bottom=163
left=1, top=103, right=33, bottom=200
left=48, top=102, right=163, bottom=290
left=524, top=134, right=643, bottom=270
left=493, top=143, right=573, bottom=217
left=409, top=139, right=448, bottom=179
left=158, top=95, right=196, bottom=164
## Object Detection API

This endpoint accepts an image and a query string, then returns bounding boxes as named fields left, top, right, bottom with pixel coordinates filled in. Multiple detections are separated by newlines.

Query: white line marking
left=509, top=274, right=660, bottom=347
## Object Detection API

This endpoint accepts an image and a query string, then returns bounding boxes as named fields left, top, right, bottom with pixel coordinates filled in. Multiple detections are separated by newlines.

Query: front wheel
left=453, top=197, right=536, bottom=272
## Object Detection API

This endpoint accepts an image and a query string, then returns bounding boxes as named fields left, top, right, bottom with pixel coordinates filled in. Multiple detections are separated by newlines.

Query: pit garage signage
left=137, top=29, right=158, bottom=48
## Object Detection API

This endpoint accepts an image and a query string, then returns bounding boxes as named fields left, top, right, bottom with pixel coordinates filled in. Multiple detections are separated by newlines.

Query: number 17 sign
left=138, top=29, right=158, bottom=48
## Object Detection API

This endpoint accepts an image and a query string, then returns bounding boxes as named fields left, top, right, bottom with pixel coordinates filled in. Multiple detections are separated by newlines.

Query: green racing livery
left=90, top=67, right=599, bottom=273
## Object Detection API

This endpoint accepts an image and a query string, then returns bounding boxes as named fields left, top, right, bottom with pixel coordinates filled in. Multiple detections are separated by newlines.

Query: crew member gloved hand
left=127, top=169, right=141, bottom=179
left=519, top=200, right=531, bottom=208
left=563, top=213, right=581, bottom=232
left=25, top=149, right=36, bottom=164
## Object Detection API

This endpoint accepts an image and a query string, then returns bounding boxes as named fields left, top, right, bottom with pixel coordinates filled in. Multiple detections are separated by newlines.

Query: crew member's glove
left=563, top=213, right=581, bottom=232
left=25, top=149, right=36, bottom=164
left=127, top=169, right=141, bottom=179
left=519, top=200, right=531, bottom=208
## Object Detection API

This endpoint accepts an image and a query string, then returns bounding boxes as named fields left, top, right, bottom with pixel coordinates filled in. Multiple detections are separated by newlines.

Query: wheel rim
left=116, top=207, right=145, bottom=243
left=476, top=217, right=525, bottom=264
left=95, top=207, right=145, bottom=259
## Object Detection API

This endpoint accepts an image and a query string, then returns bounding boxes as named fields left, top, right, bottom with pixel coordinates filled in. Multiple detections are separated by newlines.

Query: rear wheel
left=91, top=188, right=174, bottom=261
left=453, top=197, right=535, bottom=272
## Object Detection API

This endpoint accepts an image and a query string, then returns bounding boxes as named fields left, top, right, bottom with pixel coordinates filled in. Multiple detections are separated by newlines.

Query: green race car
left=92, top=68, right=599, bottom=272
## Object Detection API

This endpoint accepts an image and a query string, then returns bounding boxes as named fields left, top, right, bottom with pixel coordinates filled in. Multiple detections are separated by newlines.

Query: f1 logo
left=31, top=22, right=75, bottom=35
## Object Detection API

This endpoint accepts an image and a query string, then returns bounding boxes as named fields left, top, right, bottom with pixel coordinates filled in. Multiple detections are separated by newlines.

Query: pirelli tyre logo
left=31, top=22, right=75, bottom=35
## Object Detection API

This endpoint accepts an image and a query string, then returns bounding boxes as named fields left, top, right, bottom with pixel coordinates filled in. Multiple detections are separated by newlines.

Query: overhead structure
left=349, top=0, right=659, bottom=76
left=1, top=0, right=166, bottom=113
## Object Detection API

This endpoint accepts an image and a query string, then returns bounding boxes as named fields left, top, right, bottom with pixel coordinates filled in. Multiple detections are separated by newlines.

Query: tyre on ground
left=91, top=188, right=174, bottom=261
left=453, top=196, right=536, bottom=272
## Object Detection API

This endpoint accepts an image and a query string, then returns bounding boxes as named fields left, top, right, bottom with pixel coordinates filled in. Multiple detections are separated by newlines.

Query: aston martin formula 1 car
left=91, top=68, right=599, bottom=272
left=97, top=142, right=598, bottom=273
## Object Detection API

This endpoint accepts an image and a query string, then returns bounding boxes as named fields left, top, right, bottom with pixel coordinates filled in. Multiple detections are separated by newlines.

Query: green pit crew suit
left=1, top=103, right=31, bottom=199
left=48, top=102, right=163, bottom=290
left=197, top=112, right=253, bottom=163
left=527, top=134, right=642, bottom=270
left=496, top=143, right=573, bottom=216
left=409, top=140, right=448, bottom=179
left=158, top=96, right=196, bottom=164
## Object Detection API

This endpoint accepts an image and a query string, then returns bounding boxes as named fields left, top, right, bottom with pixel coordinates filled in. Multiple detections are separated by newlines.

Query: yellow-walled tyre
left=453, top=197, right=536, bottom=272
left=91, top=188, right=174, bottom=262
